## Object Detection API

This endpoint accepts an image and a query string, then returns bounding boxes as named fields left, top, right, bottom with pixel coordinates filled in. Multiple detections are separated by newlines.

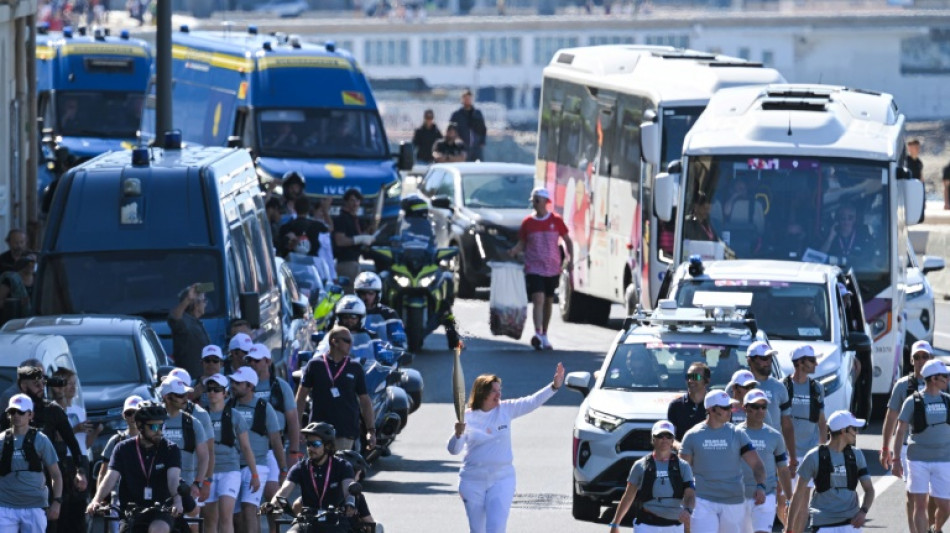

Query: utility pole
left=155, top=0, right=172, bottom=146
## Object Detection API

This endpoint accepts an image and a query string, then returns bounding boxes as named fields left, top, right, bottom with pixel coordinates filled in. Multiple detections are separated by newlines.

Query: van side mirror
left=226, top=135, right=243, bottom=148
left=431, top=195, right=452, bottom=209
left=156, top=365, right=176, bottom=383
left=239, top=292, right=261, bottom=329
left=846, top=331, right=872, bottom=353
left=397, top=142, right=414, bottom=171
left=291, top=299, right=308, bottom=320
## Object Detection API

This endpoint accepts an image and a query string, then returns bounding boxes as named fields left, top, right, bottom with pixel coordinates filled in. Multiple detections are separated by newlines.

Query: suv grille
left=591, top=457, right=638, bottom=487
left=616, top=429, right=653, bottom=453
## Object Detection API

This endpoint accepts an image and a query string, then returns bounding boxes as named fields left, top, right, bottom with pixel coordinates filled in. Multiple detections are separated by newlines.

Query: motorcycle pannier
left=488, top=261, right=528, bottom=339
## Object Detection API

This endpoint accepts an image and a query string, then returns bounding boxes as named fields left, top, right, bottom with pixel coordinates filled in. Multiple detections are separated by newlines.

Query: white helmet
left=335, top=295, right=366, bottom=317
left=354, top=271, right=382, bottom=293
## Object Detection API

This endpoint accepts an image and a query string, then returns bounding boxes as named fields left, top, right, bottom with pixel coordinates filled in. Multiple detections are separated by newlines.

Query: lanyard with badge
left=323, top=356, right=349, bottom=399
left=135, top=437, right=158, bottom=501
left=308, top=460, right=333, bottom=509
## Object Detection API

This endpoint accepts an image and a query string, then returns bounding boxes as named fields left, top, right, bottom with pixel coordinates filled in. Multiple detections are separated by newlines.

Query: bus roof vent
left=760, top=98, right=828, bottom=112
left=654, top=50, right=717, bottom=61
left=706, top=60, right=763, bottom=68
left=765, top=87, right=834, bottom=100
left=556, top=52, right=574, bottom=64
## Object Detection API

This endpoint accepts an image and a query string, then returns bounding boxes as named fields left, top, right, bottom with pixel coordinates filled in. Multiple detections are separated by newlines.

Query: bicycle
left=92, top=497, right=203, bottom=533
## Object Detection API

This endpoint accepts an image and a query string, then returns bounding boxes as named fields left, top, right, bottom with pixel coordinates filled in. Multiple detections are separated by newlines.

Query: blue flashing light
left=263, top=41, right=272, bottom=51
left=248, top=25, right=258, bottom=35
left=163, top=130, right=182, bottom=150
left=325, top=40, right=336, bottom=52
left=120, top=29, right=130, bottom=40
left=63, top=26, right=73, bottom=38
left=131, top=147, right=150, bottom=167
left=687, top=255, right=704, bottom=277
left=179, top=24, right=190, bottom=33
left=37, top=22, right=50, bottom=35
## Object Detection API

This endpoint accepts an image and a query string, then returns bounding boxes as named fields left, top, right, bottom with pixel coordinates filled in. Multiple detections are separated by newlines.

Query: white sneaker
left=530, top=334, right=543, bottom=350
left=541, top=334, right=553, bottom=350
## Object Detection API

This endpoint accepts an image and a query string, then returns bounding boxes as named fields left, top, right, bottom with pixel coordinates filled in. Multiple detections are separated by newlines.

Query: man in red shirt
left=509, top=187, right=573, bottom=350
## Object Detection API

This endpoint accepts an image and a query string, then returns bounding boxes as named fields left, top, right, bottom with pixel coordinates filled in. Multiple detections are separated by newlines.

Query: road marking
left=873, top=473, right=900, bottom=496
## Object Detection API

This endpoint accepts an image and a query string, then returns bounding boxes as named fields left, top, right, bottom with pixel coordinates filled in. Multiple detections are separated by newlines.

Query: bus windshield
left=57, top=91, right=144, bottom=138
left=678, top=156, right=890, bottom=299
left=661, top=106, right=704, bottom=168
left=257, top=108, right=388, bottom=159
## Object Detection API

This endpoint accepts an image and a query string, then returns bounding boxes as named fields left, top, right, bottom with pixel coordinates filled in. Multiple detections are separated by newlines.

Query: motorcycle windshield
left=396, top=217, right=435, bottom=249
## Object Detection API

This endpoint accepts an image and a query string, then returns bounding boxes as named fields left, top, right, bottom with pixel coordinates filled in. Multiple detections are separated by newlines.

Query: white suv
left=565, top=302, right=778, bottom=522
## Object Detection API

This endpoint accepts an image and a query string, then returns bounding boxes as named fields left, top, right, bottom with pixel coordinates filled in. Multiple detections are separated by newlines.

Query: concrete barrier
left=911, top=202, right=950, bottom=299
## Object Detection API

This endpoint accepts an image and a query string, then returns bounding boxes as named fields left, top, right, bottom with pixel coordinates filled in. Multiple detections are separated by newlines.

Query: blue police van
left=141, top=26, right=413, bottom=236
left=36, top=25, right=152, bottom=195
left=34, top=140, right=290, bottom=376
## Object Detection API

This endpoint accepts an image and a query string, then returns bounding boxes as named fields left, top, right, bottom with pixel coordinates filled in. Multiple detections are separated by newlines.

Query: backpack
left=905, top=375, right=921, bottom=401
left=911, top=391, right=950, bottom=434
left=0, top=428, right=42, bottom=475
left=267, top=377, right=285, bottom=416
left=181, top=411, right=196, bottom=454
left=814, top=444, right=857, bottom=493
left=633, top=453, right=684, bottom=505
left=228, top=398, right=269, bottom=437
left=780, top=376, right=821, bottom=423
left=217, top=407, right=235, bottom=448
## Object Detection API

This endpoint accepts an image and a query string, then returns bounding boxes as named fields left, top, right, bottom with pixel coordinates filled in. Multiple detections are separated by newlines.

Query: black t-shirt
left=667, top=393, right=706, bottom=441
left=432, top=138, right=466, bottom=159
left=109, top=437, right=182, bottom=507
left=0, top=251, right=16, bottom=273
left=333, top=211, right=362, bottom=262
left=412, top=125, right=442, bottom=164
left=288, top=456, right=354, bottom=509
left=301, top=355, right=367, bottom=438
left=278, top=217, right=329, bottom=257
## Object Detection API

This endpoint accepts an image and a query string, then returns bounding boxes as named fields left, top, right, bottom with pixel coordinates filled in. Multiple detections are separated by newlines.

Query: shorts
left=0, top=506, right=46, bottom=533
left=525, top=274, right=559, bottom=297
left=907, top=459, right=950, bottom=498
left=901, top=444, right=909, bottom=482
left=237, top=465, right=269, bottom=506
left=633, top=523, right=683, bottom=532
left=744, top=493, right=776, bottom=532
left=207, top=470, right=241, bottom=503
left=266, top=450, right=279, bottom=483
left=690, top=497, right=746, bottom=533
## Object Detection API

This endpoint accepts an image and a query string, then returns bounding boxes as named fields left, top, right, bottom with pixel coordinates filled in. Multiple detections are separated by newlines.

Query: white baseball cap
left=228, top=333, right=253, bottom=353
left=791, top=344, right=816, bottom=361
left=827, top=410, right=866, bottom=433
left=159, top=377, right=188, bottom=398
left=123, top=395, right=144, bottom=412
left=704, top=390, right=731, bottom=409
left=730, top=370, right=758, bottom=388
left=651, top=420, right=676, bottom=436
left=229, top=366, right=259, bottom=387
left=167, top=368, right=193, bottom=388
left=202, top=345, right=224, bottom=360
left=203, top=373, right=229, bottom=389
left=743, top=389, right=770, bottom=405
left=7, top=393, right=33, bottom=413
left=746, top=341, right=777, bottom=358
left=530, top=187, right=550, bottom=201
left=246, top=343, right=270, bottom=361
left=921, top=359, right=949, bottom=379
left=912, top=340, right=934, bottom=356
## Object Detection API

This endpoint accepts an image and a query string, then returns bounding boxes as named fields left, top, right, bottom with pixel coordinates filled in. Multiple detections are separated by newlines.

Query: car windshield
left=62, top=335, right=141, bottom=385
left=56, top=91, right=144, bottom=138
left=38, top=251, right=224, bottom=318
left=678, top=156, right=891, bottom=300
left=601, top=340, right=751, bottom=392
left=257, top=108, right=388, bottom=159
left=673, top=280, right=831, bottom=341
left=461, top=172, right=535, bottom=208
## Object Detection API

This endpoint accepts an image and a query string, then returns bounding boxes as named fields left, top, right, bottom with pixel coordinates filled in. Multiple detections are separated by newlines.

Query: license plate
left=330, top=206, right=364, bottom=216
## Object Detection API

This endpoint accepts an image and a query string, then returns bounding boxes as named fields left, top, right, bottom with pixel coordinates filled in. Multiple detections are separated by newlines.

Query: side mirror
left=565, top=371, right=592, bottom=398
left=846, top=331, right=872, bottom=353
left=900, top=178, right=925, bottom=225
left=397, top=142, right=414, bottom=171
left=640, top=119, right=660, bottom=167
left=239, top=292, right=261, bottom=329
left=922, top=255, right=945, bottom=275
left=397, top=350, right=414, bottom=366
left=226, top=135, right=243, bottom=148
left=654, top=172, right=675, bottom=222
left=436, top=247, right=459, bottom=261
left=291, top=299, right=308, bottom=320
left=431, top=195, right=452, bottom=210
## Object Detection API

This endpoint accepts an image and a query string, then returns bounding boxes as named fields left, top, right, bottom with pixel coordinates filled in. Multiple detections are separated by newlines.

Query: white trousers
left=689, top=497, right=746, bottom=533
left=458, top=465, right=516, bottom=533
left=0, top=507, right=46, bottom=533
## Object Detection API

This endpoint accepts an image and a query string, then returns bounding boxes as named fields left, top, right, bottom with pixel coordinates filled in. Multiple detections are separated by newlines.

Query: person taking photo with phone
left=168, top=283, right=213, bottom=379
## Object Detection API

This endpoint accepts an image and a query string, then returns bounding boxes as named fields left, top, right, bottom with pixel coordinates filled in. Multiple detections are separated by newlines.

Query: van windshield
left=257, top=108, right=388, bottom=159
left=57, top=91, right=144, bottom=138
left=38, top=251, right=224, bottom=319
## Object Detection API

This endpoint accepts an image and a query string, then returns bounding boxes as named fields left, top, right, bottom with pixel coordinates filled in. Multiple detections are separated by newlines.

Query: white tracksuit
left=447, top=384, right=558, bottom=533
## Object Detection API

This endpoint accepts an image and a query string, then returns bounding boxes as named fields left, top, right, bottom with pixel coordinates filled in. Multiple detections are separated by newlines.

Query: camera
left=47, top=376, right=66, bottom=388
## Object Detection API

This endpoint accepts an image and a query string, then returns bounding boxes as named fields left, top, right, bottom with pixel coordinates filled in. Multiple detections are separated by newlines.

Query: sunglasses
left=686, top=373, right=706, bottom=382
left=745, top=404, right=767, bottom=411
left=913, top=354, right=933, bottom=361
left=243, top=357, right=263, bottom=364
left=203, top=358, right=223, bottom=364
left=123, top=410, right=137, bottom=418
left=306, top=439, right=324, bottom=448
left=206, top=386, right=226, bottom=393
left=6, top=409, right=26, bottom=416
left=167, top=393, right=186, bottom=400
left=145, top=423, right=164, bottom=432
left=654, top=433, right=674, bottom=440
left=333, top=337, right=353, bottom=345
left=797, top=357, right=818, bottom=364
left=736, top=383, right=757, bottom=390
left=749, top=355, right=773, bottom=361
left=712, top=405, right=731, bottom=413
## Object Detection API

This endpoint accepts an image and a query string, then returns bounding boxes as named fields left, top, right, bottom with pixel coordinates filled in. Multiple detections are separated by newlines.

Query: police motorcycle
left=365, top=195, right=459, bottom=352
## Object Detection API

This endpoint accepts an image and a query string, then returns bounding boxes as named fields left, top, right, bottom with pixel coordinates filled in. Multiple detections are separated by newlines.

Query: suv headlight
left=584, top=408, right=623, bottom=432
left=818, top=371, right=842, bottom=397
left=906, top=282, right=926, bottom=300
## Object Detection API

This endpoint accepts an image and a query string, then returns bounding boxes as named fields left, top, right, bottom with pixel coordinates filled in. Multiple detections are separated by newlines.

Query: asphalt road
left=357, top=294, right=914, bottom=533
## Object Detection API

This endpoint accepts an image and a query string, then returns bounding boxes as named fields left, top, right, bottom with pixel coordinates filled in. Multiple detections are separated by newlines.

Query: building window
left=478, top=37, right=522, bottom=66
left=587, top=35, right=635, bottom=46
left=421, top=38, right=467, bottom=66
left=645, top=34, right=689, bottom=48
left=761, top=49, right=774, bottom=67
left=534, top=36, right=579, bottom=65
left=364, top=39, right=410, bottom=66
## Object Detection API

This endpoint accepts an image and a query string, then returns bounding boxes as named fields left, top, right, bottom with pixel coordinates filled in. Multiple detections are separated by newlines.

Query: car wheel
left=572, top=484, right=600, bottom=521
left=451, top=249, right=476, bottom=299
left=558, top=269, right=586, bottom=323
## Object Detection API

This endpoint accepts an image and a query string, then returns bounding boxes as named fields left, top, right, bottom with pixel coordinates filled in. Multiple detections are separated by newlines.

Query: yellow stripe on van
left=172, top=45, right=254, bottom=72
left=257, top=56, right=352, bottom=71
left=61, top=44, right=149, bottom=57
left=36, top=46, right=55, bottom=60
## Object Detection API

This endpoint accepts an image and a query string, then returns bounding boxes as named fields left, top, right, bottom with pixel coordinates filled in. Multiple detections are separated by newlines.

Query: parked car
left=417, top=162, right=535, bottom=297
left=0, top=333, right=83, bottom=408
left=663, top=257, right=874, bottom=419
left=904, top=237, right=945, bottom=371
left=275, top=257, right=319, bottom=382
left=565, top=302, right=779, bottom=521
left=1, top=315, right=168, bottom=460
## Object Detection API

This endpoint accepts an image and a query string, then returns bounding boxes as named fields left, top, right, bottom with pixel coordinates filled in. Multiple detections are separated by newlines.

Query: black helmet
left=336, top=449, right=369, bottom=473
left=282, top=171, right=305, bottom=188
left=301, top=421, right=336, bottom=443
left=133, top=401, right=168, bottom=423
left=400, top=193, right=429, bottom=218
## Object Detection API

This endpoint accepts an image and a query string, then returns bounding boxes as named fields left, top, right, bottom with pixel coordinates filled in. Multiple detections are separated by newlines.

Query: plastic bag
left=488, top=261, right=528, bottom=339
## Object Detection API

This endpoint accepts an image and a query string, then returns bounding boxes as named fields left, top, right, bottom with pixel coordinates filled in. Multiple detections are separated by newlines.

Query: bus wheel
left=586, top=297, right=611, bottom=327
left=558, top=270, right=587, bottom=323
left=624, top=282, right=639, bottom=316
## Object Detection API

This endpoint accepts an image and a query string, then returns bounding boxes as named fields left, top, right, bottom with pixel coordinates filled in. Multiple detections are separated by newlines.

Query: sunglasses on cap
left=206, top=386, right=226, bottom=393
left=166, top=393, right=186, bottom=400
left=745, top=403, right=767, bottom=411
left=711, top=405, right=731, bottom=412
left=306, top=439, right=324, bottom=448
left=243, top=357, right=264, bottom=364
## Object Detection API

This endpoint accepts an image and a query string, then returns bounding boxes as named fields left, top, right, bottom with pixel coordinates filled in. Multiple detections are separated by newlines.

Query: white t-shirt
left=65, top=403, right=89, bottom=456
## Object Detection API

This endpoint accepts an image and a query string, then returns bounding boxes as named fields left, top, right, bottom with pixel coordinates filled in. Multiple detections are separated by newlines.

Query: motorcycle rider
left=354, top=271, right=408, bottom=350
left=290, top=450, right=377, bottom=528
left=325, top=295, right=394, bottom=365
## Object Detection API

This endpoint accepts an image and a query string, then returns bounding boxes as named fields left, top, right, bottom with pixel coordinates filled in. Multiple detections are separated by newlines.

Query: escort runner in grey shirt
left=789, top=380, right=825, bottom=456
left=254, top=378, right=295, bottom=432
left=0, top=431, right=59, bottom=508
left=627, top=455, right=695, bottom=521
left=188, top=403, right=214, bottom=449
left=164, top=412, right=207, bottom=483
left=738, top=423, right=787, bottom=497
left=681, top=422, right=755, bottom=504
left=797, top=445, right=870, bottom=527
left=232, top=399, right=280, bottom=465
left=209, top=408, right=249, bottom=473
left=888, top=376, right=926, bottom=412
left=757, top=377, right=790, bottom=429
left=897, top=391, right=950, bottom=462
